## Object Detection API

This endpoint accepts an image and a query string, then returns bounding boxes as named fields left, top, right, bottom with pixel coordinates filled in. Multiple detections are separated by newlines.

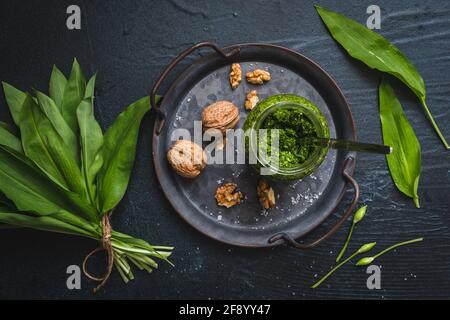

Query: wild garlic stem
left=336, top=206, right=367, bottom=262
left=421, top=99, right=449, bottom=149
left=112, top=242, right=158, bottom=255
left=312, top=251, right=359, bottom=289
left=336, top=223, right=355, bottom=263
left=413, top=197, right=420, bottom=209
left=372, top=237, right=424, bottom=260
left=115, top=263, right=129, bottom=283
left=313, top=242, right=376, bottom=289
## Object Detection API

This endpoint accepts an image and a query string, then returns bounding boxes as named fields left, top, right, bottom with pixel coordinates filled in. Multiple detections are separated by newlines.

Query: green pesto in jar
left=261, top=108, right=317, bottom=168
left=243, top=94, right=330, bottom=181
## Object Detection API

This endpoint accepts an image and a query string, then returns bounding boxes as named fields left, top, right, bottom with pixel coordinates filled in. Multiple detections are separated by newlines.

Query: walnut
left=229, top=63, right=242, bottom=89
left=244, top=90, right=259, bottom=110
left=215, top=183, right=242, bottom=208
left=167, top=140, right=207, bottom=178
left=246, top=69, right=271, bottom=85
left=257, top=179, right=276, bottom=209
left=202, top=100, right=240, bottom=134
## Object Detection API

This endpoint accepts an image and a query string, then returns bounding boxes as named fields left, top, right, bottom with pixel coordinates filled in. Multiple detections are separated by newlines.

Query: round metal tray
left=151, top=42, right=359, bottom=248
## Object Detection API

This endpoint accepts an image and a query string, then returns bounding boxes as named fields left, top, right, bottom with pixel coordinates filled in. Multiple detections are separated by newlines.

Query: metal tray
left=151, top=42, right=359, bottom=248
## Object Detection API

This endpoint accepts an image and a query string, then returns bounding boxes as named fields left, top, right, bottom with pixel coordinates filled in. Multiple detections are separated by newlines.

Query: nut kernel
left=229, top=63, right=242, bottom=89
left=246, top=69, right=271, bottom=85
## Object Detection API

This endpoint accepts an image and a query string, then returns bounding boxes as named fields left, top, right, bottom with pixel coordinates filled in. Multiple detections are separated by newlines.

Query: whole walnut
left=202, top=100, right=240, bottom=134
left=167, top=140, right=207, bottom=178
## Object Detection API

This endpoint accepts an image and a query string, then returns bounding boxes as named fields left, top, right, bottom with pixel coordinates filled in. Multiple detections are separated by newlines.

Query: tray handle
left=150, top=42, right=240, bottom=135
left=268, top=155, right=359, bottom=249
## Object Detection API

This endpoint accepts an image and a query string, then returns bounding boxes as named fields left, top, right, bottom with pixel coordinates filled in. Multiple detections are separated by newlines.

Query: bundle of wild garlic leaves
left=0, top=59, right=172, bottom=290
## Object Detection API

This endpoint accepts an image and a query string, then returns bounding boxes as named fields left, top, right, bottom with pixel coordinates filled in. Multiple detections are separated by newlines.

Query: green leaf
left=379, top=79, right=421, bottom=207
left=19, top=94, right=67, bottom=187
left=61, top=58, right=86, bottom=133
left=0, top=145, right=97, bottom=221
left=85, top=74, right=97, bottom=98
left=97, top=96, right=152, bottom=213
left=49, top=65, right=67, bottom=110
left=19, top=94, right=85, bottom=195
left=77, top=98, right=104, bottom=205
left=2, top=82, right=27, bottom=126
left=35, top=90, right=79, bottom=163
left=47, top=210, right=100, bottom=235
left=315, top=5, right=448, bottom=149
left=0, top=121, right=23, bottom=153
left=42, top=124, right=86, bottom=196
left=0, top=192, right=13, bottom=207
left=0, top=121, right=18, bottom=135
left=0, top=208, right=96, bottom=238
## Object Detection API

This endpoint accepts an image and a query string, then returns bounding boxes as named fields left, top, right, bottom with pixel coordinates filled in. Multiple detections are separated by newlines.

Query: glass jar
left=243, top=94, right=330, bottom=181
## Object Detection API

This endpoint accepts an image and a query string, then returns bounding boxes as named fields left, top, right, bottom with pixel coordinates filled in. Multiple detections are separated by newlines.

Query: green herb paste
left=261, top=108, right=317, bottom=168
left=243, top=94, right=329, bottom=180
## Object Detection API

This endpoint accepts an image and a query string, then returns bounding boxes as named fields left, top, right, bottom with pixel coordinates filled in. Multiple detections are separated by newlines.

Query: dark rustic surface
left=0, top=0, right=449, bottom=299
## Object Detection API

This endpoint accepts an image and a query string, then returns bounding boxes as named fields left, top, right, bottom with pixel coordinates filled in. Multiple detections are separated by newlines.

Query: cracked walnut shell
left=257, top=179, right=276, bottom=209
left=167, top=140, right=207, bottom=178
left=245, top=90, right=259, bottom=110
left=202, top=100, right=240, bottom=134
left=246, top=69, right=271, bottom=85
left=229, top=63, right=242, bottom=89
left=215, top=183, right=242, bottom=208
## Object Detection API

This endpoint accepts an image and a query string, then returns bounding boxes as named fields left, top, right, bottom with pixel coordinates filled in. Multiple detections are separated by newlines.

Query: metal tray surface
left=152, top=43, right=356, bottom=247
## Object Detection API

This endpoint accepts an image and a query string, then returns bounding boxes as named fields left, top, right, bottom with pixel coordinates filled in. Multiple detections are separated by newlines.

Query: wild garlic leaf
left=42, top=123, right=86, bottom=196
left=316, top=5, right=448, bottom=149
left=0, top=145, right=97, bottom=221
left=0, top=121, right=23, bottom=153
left=47, top=210, right=100, bottom=236
left=0, top=121, right=19, bottom=136
left=49, top=65, right=67, bottom=110
left=97, top=96, right=154, bottom=213
left=84, top=74, right=97, bottom=99
left=35, top=91, right=79, bottom=163
left=19, top=94, right=85, bottom=196
left=0, top=192, right=14, bottom=207
left=19, top=94, right=67, bottom=187
left=61, top=58, right=86, bottom=134
left=0, top=209, right=97, bottom=238
left=77, top=98, right=104, bottom=206
left=379, top=79, right=421, bottom=208
left=2, top=82, right=27, bottom=126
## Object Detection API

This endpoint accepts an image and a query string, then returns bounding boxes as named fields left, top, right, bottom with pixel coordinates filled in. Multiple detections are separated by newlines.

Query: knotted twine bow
left=82, top=212, right=114, bottom=292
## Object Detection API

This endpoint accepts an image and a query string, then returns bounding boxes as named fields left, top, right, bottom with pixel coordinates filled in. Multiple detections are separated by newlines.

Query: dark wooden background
left=0, top=0, right=449, bottom=299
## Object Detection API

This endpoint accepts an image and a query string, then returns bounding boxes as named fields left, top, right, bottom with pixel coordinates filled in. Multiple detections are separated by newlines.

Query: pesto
left=243, top=94, right=330, bottom=181
left=262, top=108, right=317, bottom=168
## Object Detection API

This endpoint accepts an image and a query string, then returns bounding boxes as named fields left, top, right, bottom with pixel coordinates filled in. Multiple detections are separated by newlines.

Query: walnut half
left=257, top=179, right=276, bottom=209
left=245, top=90, right=259, bottom=110
left=229, top=63, right=242, bottom=89
left=215, top=183, right=242, bottom=208
left=246, top=69, right=271, bottom=85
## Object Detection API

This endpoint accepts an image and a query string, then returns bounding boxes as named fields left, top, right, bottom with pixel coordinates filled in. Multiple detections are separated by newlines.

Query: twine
left=82, top=212, right=114, bottom=293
